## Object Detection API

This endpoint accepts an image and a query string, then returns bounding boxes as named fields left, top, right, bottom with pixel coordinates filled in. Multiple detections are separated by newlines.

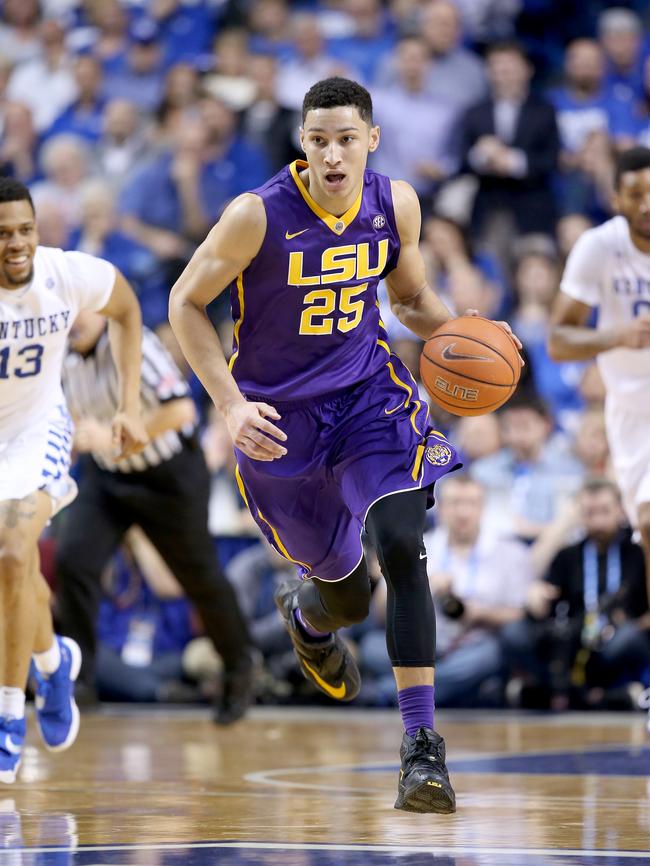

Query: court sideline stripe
left=9, top=842, right=650, bottom=858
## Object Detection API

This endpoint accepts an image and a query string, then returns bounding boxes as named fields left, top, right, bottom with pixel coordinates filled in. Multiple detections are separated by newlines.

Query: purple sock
left=397, top=685, right=434, bottom=736
left=294, top=607, right=331, bottom=641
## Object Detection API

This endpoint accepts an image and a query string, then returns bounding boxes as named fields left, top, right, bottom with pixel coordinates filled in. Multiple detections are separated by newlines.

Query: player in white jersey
left=0, top=178, right=147, bottom=783
left=549, top=147, right=650, bottom=727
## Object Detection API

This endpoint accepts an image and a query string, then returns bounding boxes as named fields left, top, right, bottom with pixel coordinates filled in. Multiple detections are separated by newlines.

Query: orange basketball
left=420, top=315, right=521, bottom=416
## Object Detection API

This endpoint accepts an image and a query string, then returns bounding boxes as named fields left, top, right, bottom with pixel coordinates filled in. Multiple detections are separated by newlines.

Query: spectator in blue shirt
left=327, top=0, right=396, bottom=84
left=69, top=179, right=169, bottom=328
left=150, top=0, right=219, bottom=69
left=599, top=6, right=645, bottom=105
left=44, top=53, right=107, bottom=144
left=102, top=18, right=165, bottom=114
left=549, top=38, right=623, bottom=218
left=119, top=102, right=269, bottom=273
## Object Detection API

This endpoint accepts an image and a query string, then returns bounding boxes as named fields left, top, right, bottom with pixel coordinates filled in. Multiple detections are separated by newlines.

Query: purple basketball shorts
left=235, top=355, right=461, bottom=581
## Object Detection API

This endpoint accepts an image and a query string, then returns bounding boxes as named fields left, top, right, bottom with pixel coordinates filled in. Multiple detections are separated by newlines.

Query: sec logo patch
left=425, top=443, right=452, bottom=466
left=373, top=214, right=386, bottom=229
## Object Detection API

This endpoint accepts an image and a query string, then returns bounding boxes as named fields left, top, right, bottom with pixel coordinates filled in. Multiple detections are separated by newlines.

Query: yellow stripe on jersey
left=386, top=360, right=413, bottom=408
left=228, top=272, right=245, bottom=372
left=289, top=160, right=363, bottom=236
left=412, top=443, right=425, bottom=481
left=234, top=464, right=249, bottom=508
left=257, top=509, right=312, bottom=572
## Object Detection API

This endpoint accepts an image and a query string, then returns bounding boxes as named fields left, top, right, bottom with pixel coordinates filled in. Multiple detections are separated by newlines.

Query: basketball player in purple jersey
left=170, top=78, right=520, bottom=813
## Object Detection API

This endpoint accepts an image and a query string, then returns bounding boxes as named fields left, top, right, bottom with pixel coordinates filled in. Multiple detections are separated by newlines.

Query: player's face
left=300, top=106, right=380, bottom=204
left=0, top=199, right=38, bottom=288
left=614, top=168, right=650, bottom=241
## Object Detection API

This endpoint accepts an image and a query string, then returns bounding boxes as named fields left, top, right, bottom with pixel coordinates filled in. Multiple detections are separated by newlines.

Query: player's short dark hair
left=614, top=146, right=650, bottom=188
left=0, top=177, right=35, bottom=214
left=302, top=77, right=373, bottom=125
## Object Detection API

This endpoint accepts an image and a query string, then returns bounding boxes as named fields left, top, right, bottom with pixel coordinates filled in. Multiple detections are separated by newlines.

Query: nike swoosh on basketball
left=441, top=342, right=493, bottom=362
left=285, top=228, right=310, bottom=240
left=302, top=660, right=346, bottom=700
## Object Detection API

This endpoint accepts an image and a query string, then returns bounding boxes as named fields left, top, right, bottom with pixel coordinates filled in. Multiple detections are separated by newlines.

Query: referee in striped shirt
left=56, top=309, right=256, bottom=724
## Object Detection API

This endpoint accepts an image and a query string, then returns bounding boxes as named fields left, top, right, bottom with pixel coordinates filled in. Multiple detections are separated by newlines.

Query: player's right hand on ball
left=618, top=315, right=650, bottom=349
left=225, top=400, right=288, bottom=461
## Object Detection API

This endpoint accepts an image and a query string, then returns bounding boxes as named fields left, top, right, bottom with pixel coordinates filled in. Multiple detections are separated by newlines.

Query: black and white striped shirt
left=63, top=326, right=195, bottom=472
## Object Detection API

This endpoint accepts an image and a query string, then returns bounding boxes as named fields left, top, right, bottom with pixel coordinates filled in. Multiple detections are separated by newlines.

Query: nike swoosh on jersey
left=285, top=229, right=310, bottom=240
left=441, top=342, right=493, bottom=362
left=302, top=660, right=347, bottom=699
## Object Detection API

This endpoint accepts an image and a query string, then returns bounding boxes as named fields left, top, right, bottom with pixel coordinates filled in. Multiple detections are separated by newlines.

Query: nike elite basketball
left=420, top=316, right=521, bottom=416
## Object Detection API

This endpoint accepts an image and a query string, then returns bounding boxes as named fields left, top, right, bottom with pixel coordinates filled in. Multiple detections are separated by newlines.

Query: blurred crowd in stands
left=13, top=0, right=649, bottom=712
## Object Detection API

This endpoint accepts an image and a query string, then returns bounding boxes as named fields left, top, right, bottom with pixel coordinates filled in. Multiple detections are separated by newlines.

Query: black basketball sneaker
left=394, top=727, right=457, bottom=814
left=274, top=581, right=361, bottom=702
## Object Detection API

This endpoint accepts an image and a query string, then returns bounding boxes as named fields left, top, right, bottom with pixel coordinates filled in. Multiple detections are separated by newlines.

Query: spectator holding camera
left=425, top=475, right=535, bottom=707
left=504, top=477, right=650, bottom=710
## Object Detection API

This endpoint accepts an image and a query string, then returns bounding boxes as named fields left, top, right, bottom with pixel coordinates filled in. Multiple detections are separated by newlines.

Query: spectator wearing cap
left=461, top=41, right=559, bottom=260
left=599, top=7, right=645, bottom=105
left=103, top=18, right=165, bottom=113
left=44, top=53, right=107, bottom=144
left=7, top=18, right=77, bottom=134
left=327, top=0, right=396, bottom=84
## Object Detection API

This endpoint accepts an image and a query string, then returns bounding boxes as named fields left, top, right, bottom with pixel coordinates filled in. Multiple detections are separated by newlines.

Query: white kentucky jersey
left=560, top=215, right=650, bottom=403
left=0, top=246, right=115, bottom=441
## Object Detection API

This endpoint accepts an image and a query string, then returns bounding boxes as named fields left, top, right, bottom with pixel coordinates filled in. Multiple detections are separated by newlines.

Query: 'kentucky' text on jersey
left=229, top=160, right=400, bottom=401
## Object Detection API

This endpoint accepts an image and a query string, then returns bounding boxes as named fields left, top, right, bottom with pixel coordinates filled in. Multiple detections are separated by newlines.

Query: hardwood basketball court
left=1, top=708, right=648, bottom=865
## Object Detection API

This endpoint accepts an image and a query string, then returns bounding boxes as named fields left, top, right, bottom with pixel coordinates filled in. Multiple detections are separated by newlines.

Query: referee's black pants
left=55, top=442, right=252, bottom=684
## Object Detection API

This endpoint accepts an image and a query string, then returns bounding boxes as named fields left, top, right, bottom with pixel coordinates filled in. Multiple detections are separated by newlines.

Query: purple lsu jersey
left=229, top=160, right=400, bottom=400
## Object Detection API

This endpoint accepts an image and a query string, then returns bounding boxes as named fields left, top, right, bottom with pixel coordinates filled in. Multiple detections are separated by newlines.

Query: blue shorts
left=235, top=354, right=460, bottom=581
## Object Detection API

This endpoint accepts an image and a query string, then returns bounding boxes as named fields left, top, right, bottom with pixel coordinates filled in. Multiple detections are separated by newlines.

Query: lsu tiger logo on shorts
left=425, top=443, right=452, bottom=466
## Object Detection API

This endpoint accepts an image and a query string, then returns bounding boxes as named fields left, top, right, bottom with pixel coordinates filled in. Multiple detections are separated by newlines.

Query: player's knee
left=374, top=522, right=424, bottom=575
left=338, top=592, right=370, bottom=626
left=0, top=535, right=31, bottom=588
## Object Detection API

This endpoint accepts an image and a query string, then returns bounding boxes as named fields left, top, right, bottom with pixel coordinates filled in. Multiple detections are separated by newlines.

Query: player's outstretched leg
left=274, top=566, right=370, bottom=702
left=366, top=488, right=456, bottom=814
left=31, top=634, right=82, bottom=752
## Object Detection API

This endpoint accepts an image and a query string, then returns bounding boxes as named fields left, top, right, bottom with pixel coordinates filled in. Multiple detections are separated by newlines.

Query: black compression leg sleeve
left=365, top=488, right=435, bottom=667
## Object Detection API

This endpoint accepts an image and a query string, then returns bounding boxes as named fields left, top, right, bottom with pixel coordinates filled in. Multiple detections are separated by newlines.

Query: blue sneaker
left=33, top=637, right=82, bottom=753
left=0, top=718, right=25, bottom=784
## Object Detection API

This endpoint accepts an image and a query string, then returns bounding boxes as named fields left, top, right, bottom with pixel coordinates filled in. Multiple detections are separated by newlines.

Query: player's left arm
left=98, top=269, right=148, bottom=459
left=386, top=180, right=521, bottom=348
left=384, top=180, right=453, bottom=340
